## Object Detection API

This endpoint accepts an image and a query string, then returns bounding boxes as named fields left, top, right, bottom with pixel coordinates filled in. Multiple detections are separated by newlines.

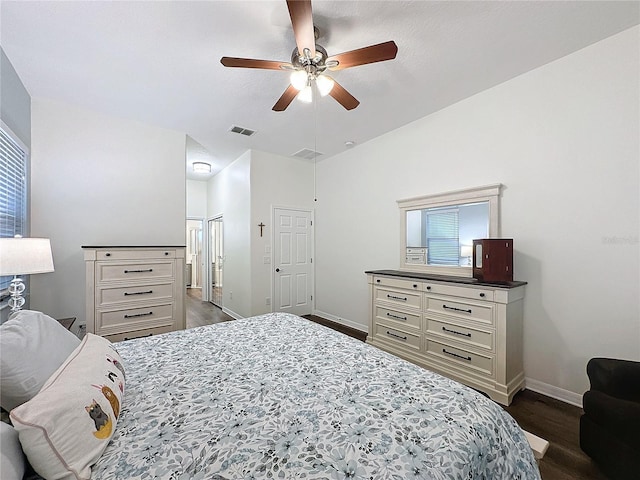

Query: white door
left=273, top=207, right=313, bottom=315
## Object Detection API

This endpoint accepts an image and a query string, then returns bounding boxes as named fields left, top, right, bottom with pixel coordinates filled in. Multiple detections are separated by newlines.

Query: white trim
left=312, top=309, right=369, bottom=333
left=223, top=306, right=243, bottom=320
left=205, top=214, right=223, bottom=305
left=525, top=377, right=584, bottom=408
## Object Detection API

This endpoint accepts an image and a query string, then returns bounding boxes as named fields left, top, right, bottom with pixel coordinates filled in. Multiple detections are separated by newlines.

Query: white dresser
left=366, top=270, right=526, bottom=405
left=83, top=246, right=186, bottom=341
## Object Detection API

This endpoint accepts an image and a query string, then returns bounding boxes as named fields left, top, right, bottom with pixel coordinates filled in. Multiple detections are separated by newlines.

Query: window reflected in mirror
left=406, top=202, right=489, bottom=266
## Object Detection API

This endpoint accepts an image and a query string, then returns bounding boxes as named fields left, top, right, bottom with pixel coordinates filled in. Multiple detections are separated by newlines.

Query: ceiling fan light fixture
left=193, top=162, right=212, bottom=174
left=290, top=70, right=308, bottom=90
left=316, top=74, right=335, bottom=96
left=297, top=85, right=313, bottom=103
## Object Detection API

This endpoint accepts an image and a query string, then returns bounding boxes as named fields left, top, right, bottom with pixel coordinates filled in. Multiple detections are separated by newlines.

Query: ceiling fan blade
left=220, top=57, right=292, bottom=70
left=272, top=84, right=299, bottom=111
left=286, top=0, right=316, bottom=59
left=327, top=41, right=398, bottom=71
left=329, top=81, right=360, bottom=110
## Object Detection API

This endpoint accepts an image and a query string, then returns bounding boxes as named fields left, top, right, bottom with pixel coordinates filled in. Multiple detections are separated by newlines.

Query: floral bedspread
left=92, top=313, right=540, bottom=479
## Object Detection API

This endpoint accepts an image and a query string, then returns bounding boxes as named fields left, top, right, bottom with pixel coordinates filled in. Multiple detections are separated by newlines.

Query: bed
left=3, top=311, right=540, bottom=479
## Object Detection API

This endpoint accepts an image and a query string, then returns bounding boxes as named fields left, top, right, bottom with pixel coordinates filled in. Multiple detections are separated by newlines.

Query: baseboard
left=525, top=377, right=583, bottom=408
left=312, top=310, right=369, bottom=333
left=223, top=307, right=243, bottom=320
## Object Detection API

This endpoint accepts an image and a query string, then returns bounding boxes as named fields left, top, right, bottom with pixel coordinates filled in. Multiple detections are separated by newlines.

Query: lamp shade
left=460, top=245, right=473, bottom=258
left=0, top=238, right=54, bottom=276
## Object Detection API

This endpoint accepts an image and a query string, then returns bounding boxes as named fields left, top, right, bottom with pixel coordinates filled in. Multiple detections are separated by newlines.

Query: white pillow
left=10, top=333, right=125, bottom=480
left=0, top=422, right=25, bottom=480
left=0, top=310, right=81, bottom=411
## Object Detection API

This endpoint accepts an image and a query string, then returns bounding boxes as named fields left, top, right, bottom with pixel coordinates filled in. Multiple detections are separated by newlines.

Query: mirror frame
left=398, top=184, right=502, bottom=277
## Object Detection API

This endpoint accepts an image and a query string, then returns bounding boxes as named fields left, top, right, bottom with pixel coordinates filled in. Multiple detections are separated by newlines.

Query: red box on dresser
left=472, top=239, right=513, bottom=283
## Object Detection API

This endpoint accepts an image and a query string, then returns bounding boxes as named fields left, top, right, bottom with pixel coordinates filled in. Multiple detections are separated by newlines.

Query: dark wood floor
left=186, top=288, right=233, bottom=328
left=184, top=302, right=608, bottom=480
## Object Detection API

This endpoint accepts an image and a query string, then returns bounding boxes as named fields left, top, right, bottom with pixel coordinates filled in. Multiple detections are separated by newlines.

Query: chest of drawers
left=366, top=270, right=526, bottom=405
left=83, top=246, right=186, bottom=341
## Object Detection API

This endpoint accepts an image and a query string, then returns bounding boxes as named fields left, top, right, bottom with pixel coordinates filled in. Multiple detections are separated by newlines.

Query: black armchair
left=580, top=357, right=640, bottom=480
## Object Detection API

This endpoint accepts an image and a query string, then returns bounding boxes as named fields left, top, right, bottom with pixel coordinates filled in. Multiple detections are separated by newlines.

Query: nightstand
left=57, top=317, right=76, bottom=331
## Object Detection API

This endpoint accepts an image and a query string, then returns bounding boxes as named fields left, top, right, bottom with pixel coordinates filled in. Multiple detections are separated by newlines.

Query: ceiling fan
left=220, top=0, right=398, bottom=112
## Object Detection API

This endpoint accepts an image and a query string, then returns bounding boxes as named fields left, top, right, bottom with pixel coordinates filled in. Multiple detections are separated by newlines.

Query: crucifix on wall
left=258, top=222, right=265, bottom=237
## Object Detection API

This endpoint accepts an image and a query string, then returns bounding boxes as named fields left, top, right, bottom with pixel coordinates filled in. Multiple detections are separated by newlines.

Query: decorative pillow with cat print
left=10, top=333, right=125, bottom=480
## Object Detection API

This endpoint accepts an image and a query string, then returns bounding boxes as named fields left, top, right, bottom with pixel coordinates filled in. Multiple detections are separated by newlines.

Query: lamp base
left=8, top=276, right=26, bottom=313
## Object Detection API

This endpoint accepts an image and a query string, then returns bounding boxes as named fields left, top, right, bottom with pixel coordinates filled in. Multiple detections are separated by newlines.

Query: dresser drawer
left=374, top=324, right=421, bottom=351
left=425, top=296, right=494, bottom=326
left=373, top=276, right=422, bottom=291
left=405, top=254, right=426, bottom=264
left=104, top=324, right=174, bottom=343
left=426, top=339, right=494, bottom=378
left=96, top=249, right=176, bottom=261
left=97, top=282, right=174, bottom=307
left=424, top=283, right=494, bottom=302
left=375, top=306, right=421, bottom=330
left=375, top=286, right=421, bottom=310
left=406, top=247, right=426, bottom=255
left=96, top=304, right=174, bottom=335
left=426, top=318, right=493, bottom=351
left=97, top=261, right=174, bottom=283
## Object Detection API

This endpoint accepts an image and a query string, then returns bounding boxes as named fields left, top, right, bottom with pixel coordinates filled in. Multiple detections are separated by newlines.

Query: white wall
left=249, top=150, right=315, bottom=315
left=315, top=27, right=639, bottom=400
left=30, top=98, right=186, bottom=327
left=187, top=179, right=208, bottom=218
left=206, top=151, right=251, bottom=318
left=204, top=149, right=315, bottom=317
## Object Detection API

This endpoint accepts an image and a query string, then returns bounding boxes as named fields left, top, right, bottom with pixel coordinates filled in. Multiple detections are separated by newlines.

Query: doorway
left=208, top=216, right=224, bottom=308
left=273, top=207, right=313, bottom=316
left=186, top=219, right=203, bottom=291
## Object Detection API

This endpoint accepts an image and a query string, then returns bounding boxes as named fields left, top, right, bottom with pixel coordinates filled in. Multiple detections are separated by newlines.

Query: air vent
left=229, top=125, right=256, bottom=136
left=292, top=148, right=323, bottom=160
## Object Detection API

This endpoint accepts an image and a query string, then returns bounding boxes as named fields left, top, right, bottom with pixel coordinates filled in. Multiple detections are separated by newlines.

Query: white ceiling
left=2, top=1, right=638, bottom=180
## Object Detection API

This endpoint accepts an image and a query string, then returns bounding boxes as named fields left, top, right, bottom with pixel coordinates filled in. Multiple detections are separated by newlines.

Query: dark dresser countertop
left=365, top=269, right=527, bottom=288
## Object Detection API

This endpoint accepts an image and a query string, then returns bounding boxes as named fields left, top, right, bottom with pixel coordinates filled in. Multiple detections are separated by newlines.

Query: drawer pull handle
left=124, top=311, right=153, bottom=319
left=124, top=290, right=153, bottom=296
left=387, top=294, right=408, bottom=301
left=124, top=333, right=153, bottom=341
left=426, top=286, right=431, bottom=290
left=376, top=279, right=381, bottom=283
left=386, top=330, right=407, bottom=341
left=443, top=348, right=472, bottom=361
left=386, top=312, right=407, bottom=321
left=442, top=326, right=471, bottom=337
left=105, top=253, right=111, bottom=257
left=443, top=304, right=472, bottom=314
left=479, top=293, right=486, bottom=298
left=124, top=269, right=153, bottom=273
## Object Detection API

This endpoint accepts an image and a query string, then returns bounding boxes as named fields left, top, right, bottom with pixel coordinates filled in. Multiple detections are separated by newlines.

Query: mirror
left=398, top=184, right=501, bottom=276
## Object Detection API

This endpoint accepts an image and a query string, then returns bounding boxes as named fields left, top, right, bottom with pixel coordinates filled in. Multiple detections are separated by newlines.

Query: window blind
left=0, top=125, right=28, bottom=291
left=426, top=208, right=459, bottom=265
